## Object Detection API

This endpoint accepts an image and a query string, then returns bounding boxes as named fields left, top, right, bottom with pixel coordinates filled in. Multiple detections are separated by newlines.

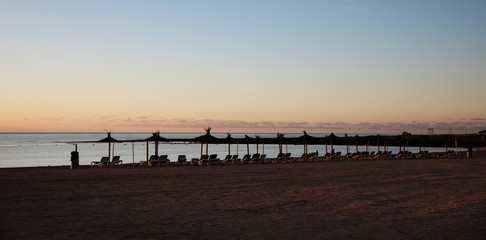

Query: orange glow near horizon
left=1, top=1, right=485, bottom=134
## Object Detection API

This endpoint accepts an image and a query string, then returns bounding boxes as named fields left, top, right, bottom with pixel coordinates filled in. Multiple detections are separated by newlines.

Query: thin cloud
left=104, top=116, right=485, bottom=134
left=41, top=117, right=64, bottom=121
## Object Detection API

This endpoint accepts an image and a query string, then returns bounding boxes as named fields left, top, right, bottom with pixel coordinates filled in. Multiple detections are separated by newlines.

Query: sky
left=1, top=0, right=485, bottom=134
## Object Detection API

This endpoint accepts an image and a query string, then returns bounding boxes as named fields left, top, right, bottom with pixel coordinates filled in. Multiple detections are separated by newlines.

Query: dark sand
left=1, top=157, right=485, bottom=239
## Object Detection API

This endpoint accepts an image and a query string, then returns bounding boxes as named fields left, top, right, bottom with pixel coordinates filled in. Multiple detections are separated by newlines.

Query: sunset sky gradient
left=1, top=0, right=485, bottom=134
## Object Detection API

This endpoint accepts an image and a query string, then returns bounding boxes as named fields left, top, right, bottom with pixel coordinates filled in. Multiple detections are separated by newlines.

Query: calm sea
left=0, top=133, right=452, bottom=168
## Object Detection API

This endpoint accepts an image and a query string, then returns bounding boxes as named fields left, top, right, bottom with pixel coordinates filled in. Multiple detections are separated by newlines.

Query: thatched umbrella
left=327, top=133, right=339, bottom=153
left=276, top=133, right=286, bottom=154
left=298, top=130, right=316, bottom=159
left=195, top=127, right=219, bottom=158
left=97, top=132, right=120, bottom=160
left=242, top=135, right=255, bottom=155
left=144, top=132, right=167, bottom=156
left=224, top=133, right=236, bottom=155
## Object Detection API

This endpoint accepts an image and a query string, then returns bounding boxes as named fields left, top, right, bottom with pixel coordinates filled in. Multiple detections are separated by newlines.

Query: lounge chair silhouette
left=159, top=155, right=170, bottom=166
left=250, top=153, right=260, bottom=164
left=198, top=155, right=209, bottom=166
left=111, top=156, right=123, bottom=166
left=176, top=155, right=187, bottom=165
left=91, top=156, right=110, bottom=167
left=231, top=154, right=239, bottom=164
left=209, top=154, right=220, bottom=165
left=240, top=154, right=251, bottom=164
left=222, top=155, right=232, bottom=164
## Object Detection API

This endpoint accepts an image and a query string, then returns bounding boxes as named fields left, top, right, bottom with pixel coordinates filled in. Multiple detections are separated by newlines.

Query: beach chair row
left=190, top=153, right=269, bottom=165
left=91, top=156, right=123, bottom=167
left=98, top=150, right=460, bottom=168
left=189, top=152, right=351, bottom=165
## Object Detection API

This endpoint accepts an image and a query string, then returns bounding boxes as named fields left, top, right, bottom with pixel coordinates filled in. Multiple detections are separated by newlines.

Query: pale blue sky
left=1, top=0, right=485, bottom=133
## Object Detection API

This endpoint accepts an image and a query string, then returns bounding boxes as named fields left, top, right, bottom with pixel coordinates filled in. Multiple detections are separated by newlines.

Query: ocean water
left=0, top=133, right=453, bottom=168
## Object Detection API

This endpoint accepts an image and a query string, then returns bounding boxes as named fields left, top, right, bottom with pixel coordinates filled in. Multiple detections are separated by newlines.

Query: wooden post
left=146, top=141, right=149, bottom=168
left=325, top=142, right=328, bottom=154
left=155, top=141, right=158, bottom=156
left=263, top=142, right=265, bottom=154
left=237, top=141, right=239, bottom=156
left=455, top=136, right=458, bottom=156
left=205, top=140, right=208, bottom=156
left=377, top=140, right=380, bottom=152
left=108, top=142, right=111, bottom=160
left=247, top=143, right=249, bottom=155
left=355, top=141, right=358, bottom=153
left=132, top=142, right=135, bottom=166
left=256, top=143, right=259, bottom=154
left=200, top=142, right=203, bottom=159
left=228, top=143, right=231, bottom=155
left=286, top=142, right=288, bottom=154
left=305, top=141, right=308, bottom=161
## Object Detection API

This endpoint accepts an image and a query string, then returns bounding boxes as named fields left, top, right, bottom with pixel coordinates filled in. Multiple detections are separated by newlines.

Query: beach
left=1, top=157, right=485, bottom=239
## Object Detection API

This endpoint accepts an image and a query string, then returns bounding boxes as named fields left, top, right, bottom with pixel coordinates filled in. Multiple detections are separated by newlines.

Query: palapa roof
left=97, top=133, right=120, bottom=143
left=143, top=132, right=168, bottom=142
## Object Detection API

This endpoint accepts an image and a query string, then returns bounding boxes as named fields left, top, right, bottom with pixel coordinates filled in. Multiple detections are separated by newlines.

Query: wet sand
left=1, top=157, right=485, bottom=239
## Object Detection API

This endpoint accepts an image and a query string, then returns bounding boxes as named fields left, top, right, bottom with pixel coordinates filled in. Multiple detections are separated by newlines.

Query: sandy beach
left=1, top=156, right=485, bottom=240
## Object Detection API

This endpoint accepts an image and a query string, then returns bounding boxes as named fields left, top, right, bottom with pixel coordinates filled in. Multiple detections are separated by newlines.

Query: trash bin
left=71, top=151, right=79, bottom=169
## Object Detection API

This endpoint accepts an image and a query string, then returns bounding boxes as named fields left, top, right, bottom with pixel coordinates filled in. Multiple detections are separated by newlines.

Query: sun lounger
left=198, top=155, right=209, bottom=166
left=250, top=153, right=261, bottom=164
left=222, top=155, right=232, bottom=164
left=191, top=158, right=199, bottom=165
left=159, top=155, right=170, bottom=166
left=240, top=154, right=251, bottom=164
left=306, top=152, right=319, bottom=162
left=416, top=151, right=429, bottom=159
left=148, top=155, right=160, bottom=167
left=297, top=153, right=307, bottom=162
left=334, top=152, right=342, bottom=160
left=231, top=154, right=240, bottom=164
left=282, top=153, right=292, bottom=163
left=111, top=156, right=123, bottom=166
left=272, top=153, right=285, bottom=163
left=176, top=155, right=187, bottom=165
left=209, top=154, right=220, bottom=165
left=260, top=154, right=271, bottom=163
left=91, top=156, right=110, bottom=167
